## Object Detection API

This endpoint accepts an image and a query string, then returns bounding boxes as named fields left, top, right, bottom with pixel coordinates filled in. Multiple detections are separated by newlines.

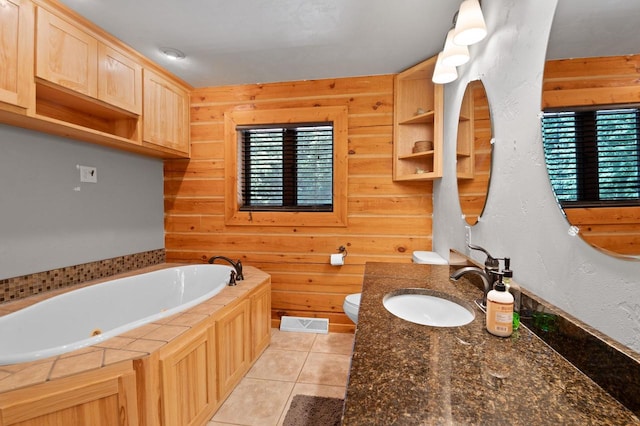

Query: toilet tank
left=412, top=251, right=448, bottom=265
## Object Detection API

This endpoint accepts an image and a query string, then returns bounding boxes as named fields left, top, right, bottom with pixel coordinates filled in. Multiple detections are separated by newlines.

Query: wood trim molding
left=223, top=106, right=349, bottom=227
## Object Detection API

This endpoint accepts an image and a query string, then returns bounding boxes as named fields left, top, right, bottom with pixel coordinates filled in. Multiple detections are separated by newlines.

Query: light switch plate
left=79, top=165, right=97, bottom=183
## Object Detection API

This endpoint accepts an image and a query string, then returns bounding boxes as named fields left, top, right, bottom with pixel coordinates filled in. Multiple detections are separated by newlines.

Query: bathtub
left=0, top=264, right=234, bottom=365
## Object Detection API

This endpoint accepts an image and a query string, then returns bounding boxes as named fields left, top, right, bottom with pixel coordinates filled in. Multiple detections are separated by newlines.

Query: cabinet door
left=216, top=300, right=251, bottom=399
left=98, top=43, right=142, bottom=115
left=0, top=0, right=33, bottom=109
left=35, top=7, right=97, bottom=97
left=0, top=363, right=138, bottom=426
left=143, top=69, right=190, bottom=155
left=251, top=282, right=272, bottom=360
left=160, top=324, right=217, bottom=426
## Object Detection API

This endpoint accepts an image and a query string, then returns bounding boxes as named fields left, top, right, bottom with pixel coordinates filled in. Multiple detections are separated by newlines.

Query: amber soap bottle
left=486, top=273, right=514, bottom=337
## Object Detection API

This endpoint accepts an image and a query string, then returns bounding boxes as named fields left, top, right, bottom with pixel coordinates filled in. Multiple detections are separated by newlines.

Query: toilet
left=343, top=293, right=361, bottom=324
left=343, top=251, right=448, bottom=324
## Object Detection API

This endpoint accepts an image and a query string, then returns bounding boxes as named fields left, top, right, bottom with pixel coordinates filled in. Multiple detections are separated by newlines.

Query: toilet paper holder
left=330, top=246, right=348, bottom=266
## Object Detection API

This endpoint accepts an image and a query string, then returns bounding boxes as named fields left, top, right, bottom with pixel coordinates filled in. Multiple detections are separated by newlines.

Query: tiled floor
left=207, top=328, right=355, bottom=426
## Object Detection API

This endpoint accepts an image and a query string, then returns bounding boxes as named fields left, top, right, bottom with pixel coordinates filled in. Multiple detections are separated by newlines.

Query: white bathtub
left=0, top=264, right=233, bottom=365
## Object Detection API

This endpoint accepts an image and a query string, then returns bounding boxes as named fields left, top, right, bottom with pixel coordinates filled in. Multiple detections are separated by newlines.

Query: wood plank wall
left=542, top=54, right=640, bottom=255
left=164, top=76, right=434, bottom=332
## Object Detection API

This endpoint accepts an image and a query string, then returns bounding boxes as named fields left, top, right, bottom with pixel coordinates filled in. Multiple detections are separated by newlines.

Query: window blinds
left=541, top=108, right=640, bottom=205
left=239, top=123, right=333, bottom=211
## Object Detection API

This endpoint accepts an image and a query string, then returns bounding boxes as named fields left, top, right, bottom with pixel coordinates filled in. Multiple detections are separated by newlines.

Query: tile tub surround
left=342, top=263, right=640, bottom=425
left=0, top=249, right=166, bottom=303
left=0, top=264, right=269, bottom=395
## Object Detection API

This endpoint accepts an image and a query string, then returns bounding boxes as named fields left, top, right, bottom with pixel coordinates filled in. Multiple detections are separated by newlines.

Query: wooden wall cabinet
left=35, top=7, right=98, bottom=98
left=98, top=43, right=142, bottom=115
left=393, top=55, right=444, bottom=181
left=143, top=69, right=190, bottom=156
left=0, top=362, right=138, bottom=426
left=159, top=322, right=217, bottom=426
left=35, top=7, right=142, bottom=115
left=0, top=0, right=34, bottom=112
left=216, top=300, right=251, bottom=400
left=0, top=0, right=190, bottom=159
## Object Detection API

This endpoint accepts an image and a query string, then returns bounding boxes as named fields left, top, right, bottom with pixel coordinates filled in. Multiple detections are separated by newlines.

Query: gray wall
left=0, top=124, right=165, bottom=279
left=434, top=0, right=640, bottom=353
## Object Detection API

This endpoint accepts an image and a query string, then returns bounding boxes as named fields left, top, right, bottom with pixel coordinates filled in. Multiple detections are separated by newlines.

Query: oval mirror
left=457, top=80, right=493, bottom=225
left=541, top=1, right=640, bottom=257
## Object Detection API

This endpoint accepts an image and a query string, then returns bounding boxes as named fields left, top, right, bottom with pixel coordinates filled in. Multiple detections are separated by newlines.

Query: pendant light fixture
left=441, top=28, right=470, bottom=67
left=453, top=0, right=487, bottom=46
left=432, top=0, right=487, bottom=84
left=432, top=52, right=458, bottom=85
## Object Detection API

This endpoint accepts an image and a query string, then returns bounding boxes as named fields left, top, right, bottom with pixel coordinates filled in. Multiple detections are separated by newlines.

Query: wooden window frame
left=224, top=106, right=348, bottom=227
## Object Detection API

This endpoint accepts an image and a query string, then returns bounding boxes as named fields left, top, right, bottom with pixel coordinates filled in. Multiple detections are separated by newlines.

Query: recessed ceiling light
left=160, top=47, right=186, bottom=60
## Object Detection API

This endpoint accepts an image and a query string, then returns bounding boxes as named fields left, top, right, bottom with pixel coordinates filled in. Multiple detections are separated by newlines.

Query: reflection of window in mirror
left=542, top=54, right=640, bottom=256
left=458, top=80, right=492, bottom=225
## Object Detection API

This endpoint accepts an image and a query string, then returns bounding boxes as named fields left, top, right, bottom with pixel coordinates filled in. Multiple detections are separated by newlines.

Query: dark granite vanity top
left=342, top=262, right=640, bottom=425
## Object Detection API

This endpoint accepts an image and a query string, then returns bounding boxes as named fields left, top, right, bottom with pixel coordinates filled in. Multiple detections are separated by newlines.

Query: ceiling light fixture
left=432, top=52, right=458, bottom=85
left=432, top=0, right=487, bottom=84
left=453, top=0, right=487, bottom=46
left=160, top=47, right=186, bottom=60
left=441, top=28, right=470, bottom=67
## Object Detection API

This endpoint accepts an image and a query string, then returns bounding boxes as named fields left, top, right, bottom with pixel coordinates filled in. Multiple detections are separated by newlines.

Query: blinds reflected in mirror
left=542, top=107, right=640, bottom=205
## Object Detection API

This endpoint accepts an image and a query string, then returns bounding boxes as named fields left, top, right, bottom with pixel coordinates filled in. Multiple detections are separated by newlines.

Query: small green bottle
left=503, top=258, right=520, bottom=331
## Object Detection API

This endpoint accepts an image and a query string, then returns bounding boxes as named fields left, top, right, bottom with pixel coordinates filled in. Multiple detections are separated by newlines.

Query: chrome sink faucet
left=208, top=256, right=244, bottom=281
left=450, top=244, right=500, bottom=311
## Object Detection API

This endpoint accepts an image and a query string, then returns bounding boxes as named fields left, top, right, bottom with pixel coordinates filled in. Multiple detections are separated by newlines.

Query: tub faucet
left=208, top=256, right=244, bottom=281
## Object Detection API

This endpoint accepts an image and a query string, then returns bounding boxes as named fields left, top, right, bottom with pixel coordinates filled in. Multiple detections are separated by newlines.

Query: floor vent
left=280, top=316, right=329, bottom=334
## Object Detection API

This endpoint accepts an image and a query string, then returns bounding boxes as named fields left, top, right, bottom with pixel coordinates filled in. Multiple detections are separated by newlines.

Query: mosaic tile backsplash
left=0, top=249, right=165, bottom=303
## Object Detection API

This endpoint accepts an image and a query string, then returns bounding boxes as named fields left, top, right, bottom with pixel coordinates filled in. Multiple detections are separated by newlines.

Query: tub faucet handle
left=208, top=255, right=244, bottom=281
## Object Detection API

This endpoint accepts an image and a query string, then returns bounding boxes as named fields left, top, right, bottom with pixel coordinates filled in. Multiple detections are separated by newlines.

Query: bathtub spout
left=208, top=256, right=244, bottom=281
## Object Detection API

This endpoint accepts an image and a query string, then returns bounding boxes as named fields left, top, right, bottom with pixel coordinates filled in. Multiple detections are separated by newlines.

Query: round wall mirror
left=457, top=80, right=493, bottom=225
left=542, top=1, right=640, bottom=257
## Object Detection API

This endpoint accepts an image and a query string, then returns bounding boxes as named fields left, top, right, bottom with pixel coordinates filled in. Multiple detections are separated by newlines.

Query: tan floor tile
left=297, top=352, right=351, bottom=387
left=269, top=329, right=316, bottom=352
left=212, top=377, right=294, bottom=425
left=311, top=332, right=355, bottom=355
left=246, top=348, right=308, bottom=382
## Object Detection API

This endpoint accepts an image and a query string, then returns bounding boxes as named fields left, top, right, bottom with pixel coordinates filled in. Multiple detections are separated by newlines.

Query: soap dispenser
left=486, top=272, right=514, bottom=337
left=502, top=258, right=520, bottom=331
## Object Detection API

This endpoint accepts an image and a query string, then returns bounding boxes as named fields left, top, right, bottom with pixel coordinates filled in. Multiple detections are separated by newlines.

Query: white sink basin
left=383, top=289, right=475, bottom=327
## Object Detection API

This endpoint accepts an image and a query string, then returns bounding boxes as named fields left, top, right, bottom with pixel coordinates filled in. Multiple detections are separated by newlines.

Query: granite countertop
left=342, top=262, right=640, bottom=425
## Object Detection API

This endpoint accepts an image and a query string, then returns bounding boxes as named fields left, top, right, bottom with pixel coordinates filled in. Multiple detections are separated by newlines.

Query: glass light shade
left=432, top=52, right=458, bottom=84
left=453, top=0, right=487, bottom=46
left=441, top=29, right=470, bottom=67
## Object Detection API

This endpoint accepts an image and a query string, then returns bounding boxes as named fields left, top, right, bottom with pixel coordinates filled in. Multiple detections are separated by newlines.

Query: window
left=541, top=107, right=640, bottom=206
left=224, top=106, right=348, bottom=227
left=239, top=123, right=333, bottom=212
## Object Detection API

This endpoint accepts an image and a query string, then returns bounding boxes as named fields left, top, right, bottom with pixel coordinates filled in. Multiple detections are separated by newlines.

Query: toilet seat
left=345, top=293, right=361, bottom=307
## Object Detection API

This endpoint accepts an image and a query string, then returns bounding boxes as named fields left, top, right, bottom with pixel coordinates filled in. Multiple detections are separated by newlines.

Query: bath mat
left=282, top=395, right=344, bottom=426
